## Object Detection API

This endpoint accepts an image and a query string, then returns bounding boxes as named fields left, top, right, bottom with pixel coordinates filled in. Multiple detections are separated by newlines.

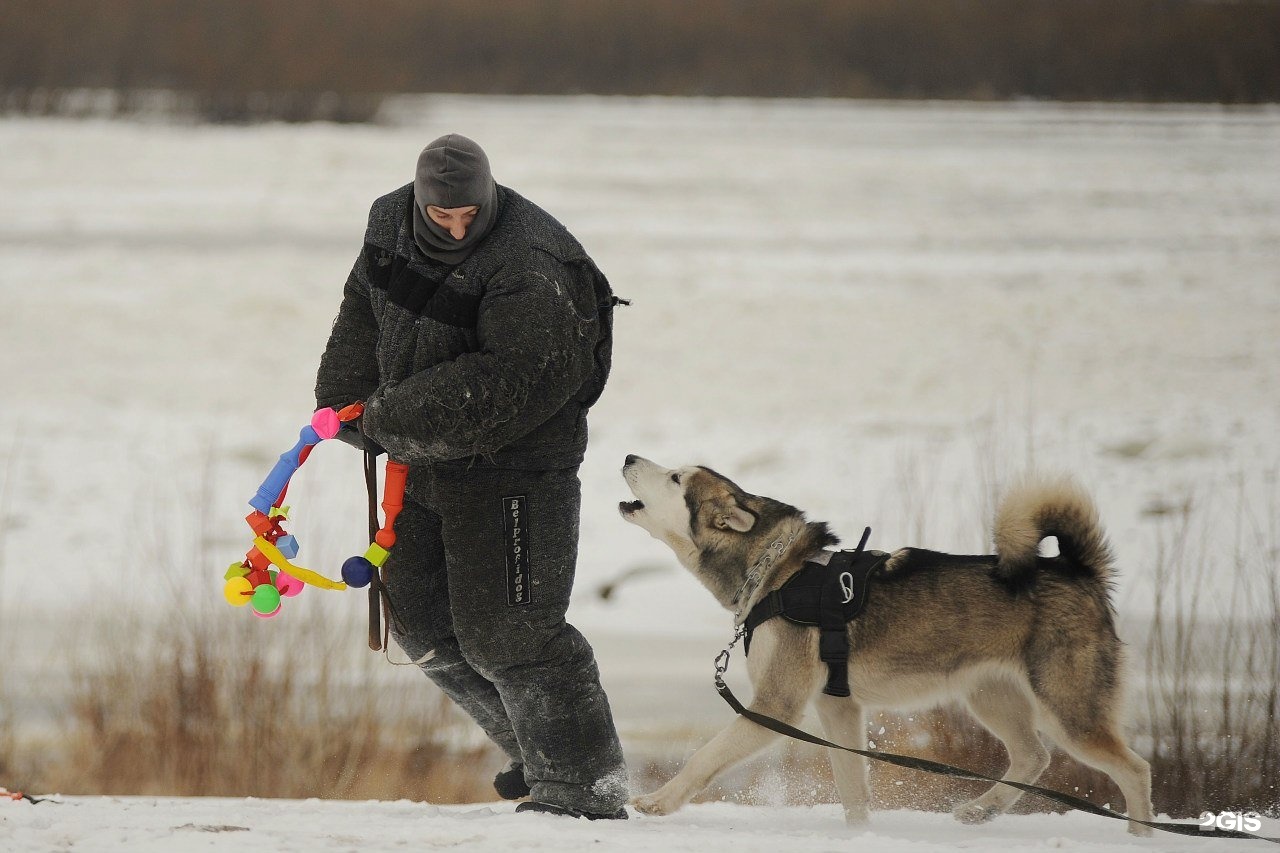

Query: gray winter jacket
left=315, top=183, right=615, bottom=470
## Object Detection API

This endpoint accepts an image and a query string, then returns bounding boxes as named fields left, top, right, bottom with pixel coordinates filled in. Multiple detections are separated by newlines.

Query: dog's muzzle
left=620, top=455, right=647, bottom=516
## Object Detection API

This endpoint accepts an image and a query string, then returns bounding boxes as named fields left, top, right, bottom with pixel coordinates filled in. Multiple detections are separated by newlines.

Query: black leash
left=713, top=641, right=1279, bottom=844
left=359, top=438, right=411, bottom=652
left=362, top=446, right=384, bottom=651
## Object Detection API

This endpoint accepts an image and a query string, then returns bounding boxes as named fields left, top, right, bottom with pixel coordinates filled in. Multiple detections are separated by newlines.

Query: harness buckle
left=839, top=571, right=855, bottom=603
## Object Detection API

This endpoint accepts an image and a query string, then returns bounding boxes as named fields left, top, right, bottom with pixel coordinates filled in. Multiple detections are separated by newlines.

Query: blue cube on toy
left=276, top=535, right=300, bottom=559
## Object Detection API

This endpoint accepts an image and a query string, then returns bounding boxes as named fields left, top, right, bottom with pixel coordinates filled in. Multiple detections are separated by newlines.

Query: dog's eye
left=670, top=473, right=681, bottom=484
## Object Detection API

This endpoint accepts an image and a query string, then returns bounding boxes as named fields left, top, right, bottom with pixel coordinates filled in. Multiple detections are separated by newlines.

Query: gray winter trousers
left=383, top=462, right=628, bottom=814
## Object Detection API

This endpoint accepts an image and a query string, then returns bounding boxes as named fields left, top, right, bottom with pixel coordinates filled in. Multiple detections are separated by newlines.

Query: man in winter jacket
left=315, top=134, right=628, bottom=819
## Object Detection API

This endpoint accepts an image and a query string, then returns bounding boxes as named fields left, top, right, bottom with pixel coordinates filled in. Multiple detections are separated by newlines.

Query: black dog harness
left=742, top=530, right=887, bottom=697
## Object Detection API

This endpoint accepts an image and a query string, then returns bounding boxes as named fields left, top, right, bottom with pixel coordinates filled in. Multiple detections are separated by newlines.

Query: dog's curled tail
left=992, top=476, right=1114, bottom=590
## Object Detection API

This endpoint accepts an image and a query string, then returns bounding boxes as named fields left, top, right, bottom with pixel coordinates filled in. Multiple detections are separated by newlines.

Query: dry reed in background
left=1142, top=475, right=1280, bottom=817
left=51, top=605, right=497, bottom=802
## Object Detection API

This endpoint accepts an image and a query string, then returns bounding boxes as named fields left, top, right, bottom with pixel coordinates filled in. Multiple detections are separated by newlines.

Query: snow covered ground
left=3, top=795, right=1273, bottom=852
left=1, top=95, right=1278, bottom=848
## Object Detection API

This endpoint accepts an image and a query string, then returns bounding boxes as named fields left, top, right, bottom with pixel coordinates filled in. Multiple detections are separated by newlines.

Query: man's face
left=426, top=204, right=479, bottom=241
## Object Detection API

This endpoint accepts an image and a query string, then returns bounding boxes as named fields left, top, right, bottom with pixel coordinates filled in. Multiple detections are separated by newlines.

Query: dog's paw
left=630, top=791, right=677, bottom=816
left=842, top=806, right=870, bottom=826
left=952, top=801, right=1001, bottom=825
left=1127, top=820, right=1154, bottom=838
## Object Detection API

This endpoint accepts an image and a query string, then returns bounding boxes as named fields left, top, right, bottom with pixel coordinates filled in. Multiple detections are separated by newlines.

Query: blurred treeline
left=2, top=0, right=1279, bottom=122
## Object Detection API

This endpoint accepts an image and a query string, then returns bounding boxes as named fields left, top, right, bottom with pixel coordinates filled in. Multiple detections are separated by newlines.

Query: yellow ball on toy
left=223, top=576, right=253, bottom=607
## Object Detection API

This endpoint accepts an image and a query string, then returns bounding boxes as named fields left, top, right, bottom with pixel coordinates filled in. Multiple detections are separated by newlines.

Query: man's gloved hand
left=335, top=418, right=386, bottom=457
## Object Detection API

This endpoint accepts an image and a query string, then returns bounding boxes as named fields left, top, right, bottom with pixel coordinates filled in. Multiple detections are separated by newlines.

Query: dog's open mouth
left=619, top=499, right=645, bottom=514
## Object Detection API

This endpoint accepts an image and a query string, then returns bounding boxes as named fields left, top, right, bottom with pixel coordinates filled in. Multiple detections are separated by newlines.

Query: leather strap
left=363, top=446, right=383, bottom=652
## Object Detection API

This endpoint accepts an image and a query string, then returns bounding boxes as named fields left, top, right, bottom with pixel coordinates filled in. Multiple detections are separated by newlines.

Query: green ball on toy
left=250, top=583, right=282, bottom=615
left=342, top=556, right=375, bottom=588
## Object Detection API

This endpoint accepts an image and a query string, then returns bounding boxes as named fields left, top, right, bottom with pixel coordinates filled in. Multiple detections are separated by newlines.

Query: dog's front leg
left=633, top=623, right=814, bottom=816
left=814, top=693, right=870, bottom=825
left=632, top=712, right=796, bottom=815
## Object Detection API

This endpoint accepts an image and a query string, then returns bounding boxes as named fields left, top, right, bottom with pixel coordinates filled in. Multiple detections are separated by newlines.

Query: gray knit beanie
left=412, top=134, right=499, bottom=264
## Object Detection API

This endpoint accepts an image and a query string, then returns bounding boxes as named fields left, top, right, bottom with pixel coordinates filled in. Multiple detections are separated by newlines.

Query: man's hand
left=335, top=418, right=386, bottom=457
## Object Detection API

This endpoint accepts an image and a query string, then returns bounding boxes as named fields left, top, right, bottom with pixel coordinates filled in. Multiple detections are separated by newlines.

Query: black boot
left=516, top=801, right=628, bottom=820
left=493, top=762, right=531, bottom=800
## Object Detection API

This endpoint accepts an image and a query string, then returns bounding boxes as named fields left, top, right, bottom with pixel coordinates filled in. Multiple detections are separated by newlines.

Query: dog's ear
left=715, top=501, right=756, bottom=533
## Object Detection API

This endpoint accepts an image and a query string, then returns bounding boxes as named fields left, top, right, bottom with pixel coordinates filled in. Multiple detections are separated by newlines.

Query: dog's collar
left=732, top=528, right=802, bottom=624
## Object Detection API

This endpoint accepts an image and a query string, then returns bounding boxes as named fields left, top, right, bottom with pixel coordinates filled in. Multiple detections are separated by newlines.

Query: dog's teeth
left=619, top=500, right=644, bottom=513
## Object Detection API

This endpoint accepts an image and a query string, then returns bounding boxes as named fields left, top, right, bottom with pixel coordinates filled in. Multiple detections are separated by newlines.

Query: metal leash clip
left=713, top=624, right=747, bottom=687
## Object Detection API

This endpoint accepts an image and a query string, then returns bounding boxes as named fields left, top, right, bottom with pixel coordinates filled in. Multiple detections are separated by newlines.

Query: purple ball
left=342, top=556, right=375, bottom=588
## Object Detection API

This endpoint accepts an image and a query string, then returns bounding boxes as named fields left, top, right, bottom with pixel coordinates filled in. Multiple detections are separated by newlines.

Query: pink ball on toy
left=275, top=570, right=304, bottom=597
left=311, top=408, right=342, bottom=440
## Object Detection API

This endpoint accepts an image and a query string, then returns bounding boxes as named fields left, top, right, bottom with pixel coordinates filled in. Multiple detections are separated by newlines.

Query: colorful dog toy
left=224, top=403, right=408, bottom=618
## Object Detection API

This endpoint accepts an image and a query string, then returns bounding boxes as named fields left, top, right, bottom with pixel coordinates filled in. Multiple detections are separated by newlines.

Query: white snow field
left=1, top=96, right=1278, bottom=849
left=3, top=795, right=1275, bottom=853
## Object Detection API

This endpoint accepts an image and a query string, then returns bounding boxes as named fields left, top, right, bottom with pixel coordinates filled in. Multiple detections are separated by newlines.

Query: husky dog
left=619, top=455, right=1153, bottom=835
